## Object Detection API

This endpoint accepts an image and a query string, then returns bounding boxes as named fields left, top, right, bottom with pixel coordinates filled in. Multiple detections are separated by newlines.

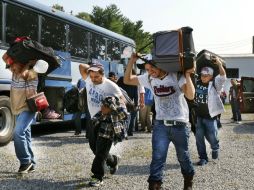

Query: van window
left=6, top=3, right=38, bottom=44
left=242, top=79, right=254, bottom=92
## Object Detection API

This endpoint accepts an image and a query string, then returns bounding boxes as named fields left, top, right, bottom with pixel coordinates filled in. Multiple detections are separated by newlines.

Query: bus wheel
left=0, top=96, right=15, bottom=147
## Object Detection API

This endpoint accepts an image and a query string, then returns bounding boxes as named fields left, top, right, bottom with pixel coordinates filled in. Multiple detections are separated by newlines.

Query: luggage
left=6, top=37, right=60, bottom=74
left=151, top=26, right=196, bottom=72
left=63, top=87, right=80, bottom=113
left=196, top=49, right=226, bottom=77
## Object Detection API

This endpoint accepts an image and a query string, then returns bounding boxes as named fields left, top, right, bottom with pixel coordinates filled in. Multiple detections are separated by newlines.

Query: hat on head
left=88, top=63, right=104, bottom=72
left=201, top=67, right=214, bottom=75
left=102, top=96, right=120, bottom=111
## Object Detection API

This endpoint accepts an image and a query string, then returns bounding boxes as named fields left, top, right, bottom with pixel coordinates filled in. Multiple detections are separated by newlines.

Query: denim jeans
left=195, top=116, right=219, bottom=160
left=148, top=120, right=194, bottom=182
left=127, top=110, right=137, bottom=135
left=231, top=99, right=242, bottom=122
left=14, top=111, right=36, bottom=165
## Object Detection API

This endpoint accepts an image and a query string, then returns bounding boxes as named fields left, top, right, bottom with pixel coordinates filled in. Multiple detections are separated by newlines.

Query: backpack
left=63, top=87, right=80, bottom=113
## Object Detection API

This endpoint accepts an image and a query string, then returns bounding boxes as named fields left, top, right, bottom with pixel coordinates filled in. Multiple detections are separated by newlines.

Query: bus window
left=41, top=15, right=66, bottom=51
left=69, top=25, right=89, bottom=59
left=0, top=2, right=2, bottom=43
left=5, top=3, right=38, bottom=44
left=107, top=40, right=121, bottom=61
left=90, top=32, right=106, bottom=60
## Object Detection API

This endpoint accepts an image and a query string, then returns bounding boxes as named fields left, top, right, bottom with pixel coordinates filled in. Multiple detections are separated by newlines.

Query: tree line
left=52, top=4, right=152, bottom=53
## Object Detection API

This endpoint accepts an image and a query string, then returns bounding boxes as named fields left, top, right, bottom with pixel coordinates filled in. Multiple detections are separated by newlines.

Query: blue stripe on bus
left=0, top=79, right=11, bottom=84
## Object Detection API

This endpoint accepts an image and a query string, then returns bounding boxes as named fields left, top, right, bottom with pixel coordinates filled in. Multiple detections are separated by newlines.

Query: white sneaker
left=89, top=177, right=103, bottom=187
left=236, top=121, right=242, bottom=124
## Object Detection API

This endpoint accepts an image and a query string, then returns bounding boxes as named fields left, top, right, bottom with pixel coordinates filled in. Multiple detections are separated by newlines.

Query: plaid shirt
left=92, top=107, right=128, bottom=143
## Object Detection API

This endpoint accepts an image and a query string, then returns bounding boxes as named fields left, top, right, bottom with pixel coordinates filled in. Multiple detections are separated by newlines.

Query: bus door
left=39, top=51, right=73, bottom=122
left=238, top=77, right=254, bottom=113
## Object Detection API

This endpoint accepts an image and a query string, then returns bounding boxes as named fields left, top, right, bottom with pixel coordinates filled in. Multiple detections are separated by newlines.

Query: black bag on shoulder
left=63, top=87, right=80, bottom=113
left=196, top=49, right=226, bottom=77
left=120, top=87, right=136, bottom=112
left=6, top=37, right=60, bottom=74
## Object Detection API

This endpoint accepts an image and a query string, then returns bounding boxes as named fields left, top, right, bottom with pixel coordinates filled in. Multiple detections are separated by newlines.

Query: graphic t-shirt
left=137, top=73, right=189, bottom=122
left=195, top=80, right=210, bottom=118
left=85, top=77, right=122, bottom=117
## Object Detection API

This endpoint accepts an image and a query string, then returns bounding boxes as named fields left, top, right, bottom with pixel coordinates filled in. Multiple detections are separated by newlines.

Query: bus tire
left=0, top=96, right=15, bottom=147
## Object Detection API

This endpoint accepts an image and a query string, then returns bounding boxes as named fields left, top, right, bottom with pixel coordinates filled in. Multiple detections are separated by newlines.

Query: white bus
left=0, top=0, right=135, bottom=146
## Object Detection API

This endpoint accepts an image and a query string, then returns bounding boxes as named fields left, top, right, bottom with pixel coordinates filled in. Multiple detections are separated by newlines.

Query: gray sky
left=34, top=0, right=254, bottom=54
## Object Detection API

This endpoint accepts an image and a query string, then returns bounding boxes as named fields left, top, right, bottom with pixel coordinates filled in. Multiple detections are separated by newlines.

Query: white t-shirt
left=85, top=77, right=123, bottom=117
left=137, top=73, right=189, bottom=122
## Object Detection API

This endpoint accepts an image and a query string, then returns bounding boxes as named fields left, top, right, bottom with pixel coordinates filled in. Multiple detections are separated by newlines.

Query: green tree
left=91, top=4, right=123, bottom=34
left=52, top=4, right=64, bottom=12
left=122, top=18, right=152, bottom=53
left=76, top=12, right=93, bottom=23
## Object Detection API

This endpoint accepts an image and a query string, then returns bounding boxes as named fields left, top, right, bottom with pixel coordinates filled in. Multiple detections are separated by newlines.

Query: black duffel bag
left=7, top=37, right=60, bottom=74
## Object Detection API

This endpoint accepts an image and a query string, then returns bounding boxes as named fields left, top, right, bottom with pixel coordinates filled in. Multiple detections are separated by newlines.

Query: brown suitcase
left=151, top=26, right=196, bottom=72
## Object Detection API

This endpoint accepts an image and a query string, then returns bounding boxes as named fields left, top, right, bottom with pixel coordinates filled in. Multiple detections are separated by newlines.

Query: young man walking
left=124, top=53, right=196, bottom=190
left=195, top=58, right=226, bottom=166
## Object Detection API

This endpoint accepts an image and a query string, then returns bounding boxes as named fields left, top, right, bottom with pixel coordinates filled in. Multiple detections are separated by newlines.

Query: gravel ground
left=1, top=107, right=254, bottom=190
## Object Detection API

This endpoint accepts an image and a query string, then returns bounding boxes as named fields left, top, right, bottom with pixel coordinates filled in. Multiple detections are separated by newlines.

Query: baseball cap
left=88, top=63, right=104, bottom=72
left=201, top=67, right=214, bottom=75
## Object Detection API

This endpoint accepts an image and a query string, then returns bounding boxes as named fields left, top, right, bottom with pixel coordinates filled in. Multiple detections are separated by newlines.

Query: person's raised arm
left=123, top=53, right=140, bottom=86
left=79, top=63, right=90, bottom=80
left=182, top=63, right=196, bottom=100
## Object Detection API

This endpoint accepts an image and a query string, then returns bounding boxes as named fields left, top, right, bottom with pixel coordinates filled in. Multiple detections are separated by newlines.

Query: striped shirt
left=10, top=71, right=38, bottom=115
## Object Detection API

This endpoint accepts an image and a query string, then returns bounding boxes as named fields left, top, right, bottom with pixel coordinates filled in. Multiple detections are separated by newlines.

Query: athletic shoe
left=28, top=165, right=35, bottom=173
left=110, top=155, right=121, bottom=174
left=212, top=151, right=219, bottom=159
left=197, top=159, right=208, bottom=166
left=18, top=162, right=33, bottom=174
left=89, top=177, right=103, bottom=187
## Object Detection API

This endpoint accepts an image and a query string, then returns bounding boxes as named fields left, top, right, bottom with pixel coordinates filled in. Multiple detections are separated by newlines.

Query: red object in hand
left=35, top=95, right=49, bottom=111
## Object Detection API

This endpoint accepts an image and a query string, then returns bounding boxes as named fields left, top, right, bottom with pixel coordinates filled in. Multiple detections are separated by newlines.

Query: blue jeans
left=195, top=116, right=219, bottom=160
left=231, top=99, right=242, bottom=121
left=14, top=111, right=36, bottom=165
left=148, top=120, right=194, bottom=182
left=127, top=110, right=137, bottom=135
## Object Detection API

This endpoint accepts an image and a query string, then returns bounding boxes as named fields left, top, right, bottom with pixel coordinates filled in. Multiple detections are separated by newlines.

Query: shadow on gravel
left=233, top=122, right=254, bottom=134
left=117, top=163, right=180, bottom=176
left=33, top=136, right=88, bottom=147
left=0, top=175, right=89, bottom=190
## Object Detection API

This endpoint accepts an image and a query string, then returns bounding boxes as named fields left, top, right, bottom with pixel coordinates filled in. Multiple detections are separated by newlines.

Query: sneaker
left=18, top=162, right=33, bottom=174
left=110, top=155, right=121, bottom=174
left=74, top=131, right=81, bottom=136
left=28, top=165, right=35, bottom=173
left=89, top=177, right=103, bottom=187
left=236, top=121, right=242, bottom=124
left=212, top=151, right=219, bottom=159
left=197, top=159, right=208, bottom=166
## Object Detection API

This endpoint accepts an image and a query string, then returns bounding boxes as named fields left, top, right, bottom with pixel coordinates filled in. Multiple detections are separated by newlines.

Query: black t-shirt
left=195, top=80, right=211, bottom=118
